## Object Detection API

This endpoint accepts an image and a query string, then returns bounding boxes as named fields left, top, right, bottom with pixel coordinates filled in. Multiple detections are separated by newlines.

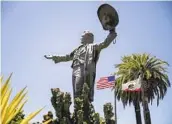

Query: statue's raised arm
left=44, top=50, right=75, bottom=64
left=96, top=29, right=117, bottom=52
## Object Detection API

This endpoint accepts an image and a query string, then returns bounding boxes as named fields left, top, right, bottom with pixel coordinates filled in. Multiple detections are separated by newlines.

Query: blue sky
left=1, top=1, right=172, bottom=124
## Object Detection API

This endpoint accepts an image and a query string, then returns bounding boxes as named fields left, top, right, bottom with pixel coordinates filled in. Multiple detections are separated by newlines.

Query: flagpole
left=114, top=84, right=117, bottom=124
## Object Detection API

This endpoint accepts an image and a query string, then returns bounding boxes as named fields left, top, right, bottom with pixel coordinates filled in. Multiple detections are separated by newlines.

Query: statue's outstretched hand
left=44, top=55, right=53, bottom=59
left=44, top=55, right=60, bottom=63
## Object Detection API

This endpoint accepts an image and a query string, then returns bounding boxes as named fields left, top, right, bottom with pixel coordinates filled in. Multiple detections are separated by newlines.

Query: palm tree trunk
left=140, top=75, right=152, bottom=124
left=143, top=97, right=151, bottom=124
left=133, top=101, right=142, bottom=124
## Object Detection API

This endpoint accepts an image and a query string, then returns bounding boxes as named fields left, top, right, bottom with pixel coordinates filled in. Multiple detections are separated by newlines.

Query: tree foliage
left=115, top=53, right=170, bottom=106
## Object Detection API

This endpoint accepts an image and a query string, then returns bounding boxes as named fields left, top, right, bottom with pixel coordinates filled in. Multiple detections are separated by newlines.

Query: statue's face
left=81, top=30, right=94, bottom=44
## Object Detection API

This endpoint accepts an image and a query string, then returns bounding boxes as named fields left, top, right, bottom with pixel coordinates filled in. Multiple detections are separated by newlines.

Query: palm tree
left=114, top=53, right=170, bottom=124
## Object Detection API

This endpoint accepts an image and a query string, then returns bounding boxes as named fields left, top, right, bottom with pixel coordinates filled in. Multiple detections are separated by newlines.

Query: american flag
left=96, top=76, right=115, bottom=90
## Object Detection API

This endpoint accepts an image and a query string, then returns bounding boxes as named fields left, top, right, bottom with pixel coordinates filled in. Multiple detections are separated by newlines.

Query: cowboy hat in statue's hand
left=97, top=4, right=119, bottom=31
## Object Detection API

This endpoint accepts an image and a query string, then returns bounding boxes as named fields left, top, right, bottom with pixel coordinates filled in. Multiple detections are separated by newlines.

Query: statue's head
left=81, top=30, right=94, bottom=44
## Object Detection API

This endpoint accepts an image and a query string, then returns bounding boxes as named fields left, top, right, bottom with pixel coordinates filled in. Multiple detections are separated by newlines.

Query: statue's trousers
left=72, top=63, right=96, bottom=102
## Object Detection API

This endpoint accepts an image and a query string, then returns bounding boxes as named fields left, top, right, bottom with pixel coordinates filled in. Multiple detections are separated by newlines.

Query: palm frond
left=1, top=75, right=43, bottom=124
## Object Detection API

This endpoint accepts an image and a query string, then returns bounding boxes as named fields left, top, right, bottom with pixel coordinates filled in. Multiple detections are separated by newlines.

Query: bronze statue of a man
left=44, top=29, right=117, bottom=102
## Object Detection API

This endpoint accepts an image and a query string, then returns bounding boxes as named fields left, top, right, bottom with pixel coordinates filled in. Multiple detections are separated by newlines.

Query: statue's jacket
left=52, top=31, right=116, bottom=71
